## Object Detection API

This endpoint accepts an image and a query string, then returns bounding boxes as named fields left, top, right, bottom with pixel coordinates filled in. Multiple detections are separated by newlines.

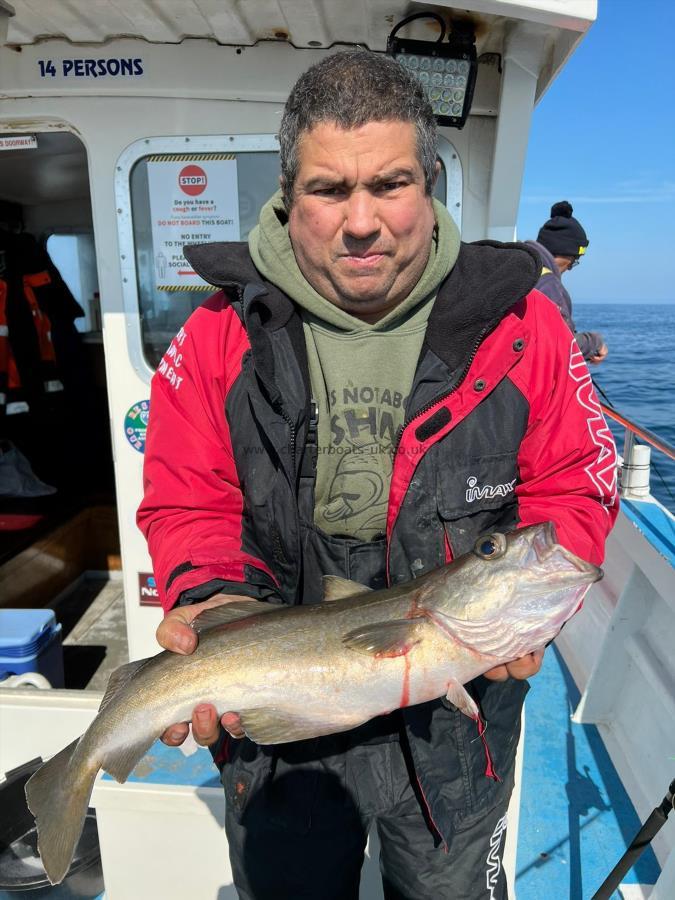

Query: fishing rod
left=591, top=779, right=674, bottom=899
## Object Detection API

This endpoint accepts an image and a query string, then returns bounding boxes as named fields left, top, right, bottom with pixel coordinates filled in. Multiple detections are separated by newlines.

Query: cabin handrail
left=600, top=402, right=675, bottom=462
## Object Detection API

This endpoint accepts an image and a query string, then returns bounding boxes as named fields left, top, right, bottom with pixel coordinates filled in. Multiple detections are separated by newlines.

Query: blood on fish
left=400, top=655, right=411, bottom=707
left=475, top=716, right=501, bottom=783
left=405, top=596, right=422, bottom=619
left=375, top=643, right=414, bottom=659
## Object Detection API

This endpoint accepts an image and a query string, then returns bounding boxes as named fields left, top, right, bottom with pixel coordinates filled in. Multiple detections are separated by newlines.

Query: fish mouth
left=526, top=522, right=603, bottom=585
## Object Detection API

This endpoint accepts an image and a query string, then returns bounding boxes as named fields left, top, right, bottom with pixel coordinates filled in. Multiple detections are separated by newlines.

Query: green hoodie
left=249, top=191, right=460, bottom=540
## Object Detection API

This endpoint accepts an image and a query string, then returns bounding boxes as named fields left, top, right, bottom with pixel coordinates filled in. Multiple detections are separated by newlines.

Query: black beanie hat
left=536, top=201, right=589, bottom=258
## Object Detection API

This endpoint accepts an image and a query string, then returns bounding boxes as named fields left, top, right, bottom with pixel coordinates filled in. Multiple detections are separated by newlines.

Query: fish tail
left=25, top=737, right=98, bottom=885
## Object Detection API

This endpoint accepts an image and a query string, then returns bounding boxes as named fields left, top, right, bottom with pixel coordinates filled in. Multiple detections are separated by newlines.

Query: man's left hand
left=483, top=648, right=544, bottom=682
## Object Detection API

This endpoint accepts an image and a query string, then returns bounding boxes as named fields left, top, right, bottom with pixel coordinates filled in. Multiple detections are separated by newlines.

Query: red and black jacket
left=138, top=239, right=618, bottom=842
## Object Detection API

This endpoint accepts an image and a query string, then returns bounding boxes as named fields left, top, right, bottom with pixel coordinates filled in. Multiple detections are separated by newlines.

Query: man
left=527, top=201, right=608, bottom=364
left=138, top=51, right=618, bottom=899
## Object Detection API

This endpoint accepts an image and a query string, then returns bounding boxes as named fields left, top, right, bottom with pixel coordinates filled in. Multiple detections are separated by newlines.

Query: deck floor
left=55, top=576, right=128, bottom=692
left=515, top=647, right=661, bottom=899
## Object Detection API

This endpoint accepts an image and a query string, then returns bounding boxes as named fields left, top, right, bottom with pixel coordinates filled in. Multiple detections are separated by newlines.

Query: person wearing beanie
left=527, top=201, right=608, bottom=364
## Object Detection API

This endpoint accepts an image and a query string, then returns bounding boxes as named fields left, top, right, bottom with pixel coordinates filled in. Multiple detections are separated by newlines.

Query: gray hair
left=278, top=49, right=438, bottom=208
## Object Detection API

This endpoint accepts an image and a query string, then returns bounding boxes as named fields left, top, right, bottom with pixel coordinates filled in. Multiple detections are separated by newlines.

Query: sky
left=516, top=0, right=675, bottom=303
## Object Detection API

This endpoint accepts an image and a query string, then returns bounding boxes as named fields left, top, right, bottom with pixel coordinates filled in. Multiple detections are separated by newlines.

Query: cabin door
left=0, top=129, right=118, bottom=613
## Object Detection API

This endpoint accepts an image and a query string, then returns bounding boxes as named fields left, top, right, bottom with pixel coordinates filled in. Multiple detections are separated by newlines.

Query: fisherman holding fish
left=135, top=50, right=617, bottom=899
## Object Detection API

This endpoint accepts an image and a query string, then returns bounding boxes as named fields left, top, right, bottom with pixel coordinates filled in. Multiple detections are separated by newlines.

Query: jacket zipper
left=280, top=405, right=297, bottom=475
left=393, top=326, right=489, bottom=457
left=386, top=325, right=490, bottom=581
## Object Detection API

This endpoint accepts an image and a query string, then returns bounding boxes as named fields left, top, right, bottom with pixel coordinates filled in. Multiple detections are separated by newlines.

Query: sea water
left=575, top=302, right=675, bottom=513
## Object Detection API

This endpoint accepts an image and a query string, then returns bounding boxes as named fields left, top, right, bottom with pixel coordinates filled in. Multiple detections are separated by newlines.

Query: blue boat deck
left=622, top=498, right=675, bottom=569
left=516, top=646, right=661, bottom=899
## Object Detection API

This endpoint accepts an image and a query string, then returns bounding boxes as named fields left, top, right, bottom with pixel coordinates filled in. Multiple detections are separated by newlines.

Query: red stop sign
left=178, top=164, right=207, bottom=196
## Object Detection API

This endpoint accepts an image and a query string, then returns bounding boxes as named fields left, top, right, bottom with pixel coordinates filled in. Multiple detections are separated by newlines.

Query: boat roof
left=1, top=1, right=596, bottom=102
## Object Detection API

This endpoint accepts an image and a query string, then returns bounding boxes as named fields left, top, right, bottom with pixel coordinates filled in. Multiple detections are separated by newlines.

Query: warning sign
left=178, top=164, right=208, bottom=196
left=147, top=154, right=240, bottom=291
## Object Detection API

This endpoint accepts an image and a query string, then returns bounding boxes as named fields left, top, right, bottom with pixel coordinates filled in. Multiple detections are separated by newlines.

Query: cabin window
left=46, top=233, right=99, bottom=332
left=434, top=161, right=447, bottom=203
left=128, top=148, right=280, bottom=369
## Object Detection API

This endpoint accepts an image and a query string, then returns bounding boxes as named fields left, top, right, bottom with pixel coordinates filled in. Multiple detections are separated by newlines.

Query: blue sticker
left=124, top=400, right=150, bottom=454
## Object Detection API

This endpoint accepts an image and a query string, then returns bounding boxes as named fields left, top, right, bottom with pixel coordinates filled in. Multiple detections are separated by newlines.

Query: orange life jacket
left=0, top=278, right=24, bottom=413
left=0, top=270, right=64, bottom=415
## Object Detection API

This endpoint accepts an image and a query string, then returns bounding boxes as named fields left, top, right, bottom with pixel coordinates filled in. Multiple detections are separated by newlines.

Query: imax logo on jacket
left=466, top=476, right=516, bottom=504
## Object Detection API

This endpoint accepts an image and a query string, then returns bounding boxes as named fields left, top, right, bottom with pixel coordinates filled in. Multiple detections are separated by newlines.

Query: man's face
left=287, top=120, right=438, bottom=322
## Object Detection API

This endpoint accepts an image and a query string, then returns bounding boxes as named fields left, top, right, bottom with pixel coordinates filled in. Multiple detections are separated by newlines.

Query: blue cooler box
left=0, top=609, right=64, bottom=688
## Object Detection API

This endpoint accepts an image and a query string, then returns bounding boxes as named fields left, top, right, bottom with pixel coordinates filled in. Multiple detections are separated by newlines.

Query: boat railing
left=599, top=401, right=675, bottom=501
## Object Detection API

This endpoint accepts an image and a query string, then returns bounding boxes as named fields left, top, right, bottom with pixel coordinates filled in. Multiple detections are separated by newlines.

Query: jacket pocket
left=436, top=452, right=519, bottom=558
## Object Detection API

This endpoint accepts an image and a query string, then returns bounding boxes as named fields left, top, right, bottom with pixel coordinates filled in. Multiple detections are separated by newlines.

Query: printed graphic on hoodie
left=318, top=380, right=408, bottom=540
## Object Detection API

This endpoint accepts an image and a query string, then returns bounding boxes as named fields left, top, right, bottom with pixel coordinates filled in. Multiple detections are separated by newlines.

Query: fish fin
left=191, top=600, right=278, bottom=633
left=342, top=618, right=428, bottom=657
left=238, top=707, right=333, bottom=745
left=322, top=575, right=371, bottom=602
left=99, top=657, right=152, bottom=712
left=445, top=679, right=480, bottom=718
left=101, top=733, right=158, bottom=783
left=25, top=738, right=97, bottom=885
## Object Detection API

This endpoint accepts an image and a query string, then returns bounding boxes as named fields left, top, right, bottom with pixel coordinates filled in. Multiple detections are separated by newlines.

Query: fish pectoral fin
left=238, top=708, right=332, bottom=745
left=322, top=575, right=371, bottom=602
left=342, top=618, right=428, bottom=657
left=99, top=656, right=152, bottom=712
left=102, top=733, right=159, bottom=783
left=191, top=600, right=279, bottom=634
left=445, top=680, right=480, bottom=719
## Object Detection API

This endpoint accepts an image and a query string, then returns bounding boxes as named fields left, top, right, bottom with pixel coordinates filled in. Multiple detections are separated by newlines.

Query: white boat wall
left=0, top=1, right=673, bottom=898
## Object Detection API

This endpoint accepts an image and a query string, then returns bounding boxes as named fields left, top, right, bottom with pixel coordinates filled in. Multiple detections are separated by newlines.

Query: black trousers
left=224, top=734, right=513, bottom=900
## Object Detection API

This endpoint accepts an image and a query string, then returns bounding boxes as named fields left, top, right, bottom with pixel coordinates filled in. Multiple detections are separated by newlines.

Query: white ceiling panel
left=3, top=1, right=594, bottom=49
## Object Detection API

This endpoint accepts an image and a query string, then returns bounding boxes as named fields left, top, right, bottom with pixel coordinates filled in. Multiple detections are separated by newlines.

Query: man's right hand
left=156, top=594, right=247, bottom=747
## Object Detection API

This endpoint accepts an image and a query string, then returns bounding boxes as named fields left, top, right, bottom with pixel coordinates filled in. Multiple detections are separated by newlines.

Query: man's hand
left=483, top=648, right=544, bottom=682
left=156, top=594, right=247, bottom=747
left=588, top=342, right=608, bottom=365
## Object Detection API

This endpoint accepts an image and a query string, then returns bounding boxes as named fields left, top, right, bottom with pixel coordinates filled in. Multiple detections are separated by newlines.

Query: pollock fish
left=26, top=522, right=600, bottom=884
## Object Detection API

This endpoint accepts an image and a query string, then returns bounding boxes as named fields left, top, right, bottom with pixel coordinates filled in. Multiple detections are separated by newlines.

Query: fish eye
left=474, top=533, right=506, bottom=559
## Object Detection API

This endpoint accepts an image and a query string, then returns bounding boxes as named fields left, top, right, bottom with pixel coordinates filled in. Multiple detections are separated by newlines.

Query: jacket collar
left=184, top=241, right=296, bottom=330
left=426, top=240, right=540, bottom=372
left=184, top=238, right=540, bottom=361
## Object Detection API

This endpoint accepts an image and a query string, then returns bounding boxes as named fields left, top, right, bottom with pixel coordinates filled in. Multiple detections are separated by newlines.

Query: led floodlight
left=386, top=12, right=478, bottom=129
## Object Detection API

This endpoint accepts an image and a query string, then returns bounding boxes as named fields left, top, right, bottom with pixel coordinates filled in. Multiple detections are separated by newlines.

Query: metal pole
left=622, top=427, right=635, bottom=471
left=591, top=780, right=675, bottom=899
